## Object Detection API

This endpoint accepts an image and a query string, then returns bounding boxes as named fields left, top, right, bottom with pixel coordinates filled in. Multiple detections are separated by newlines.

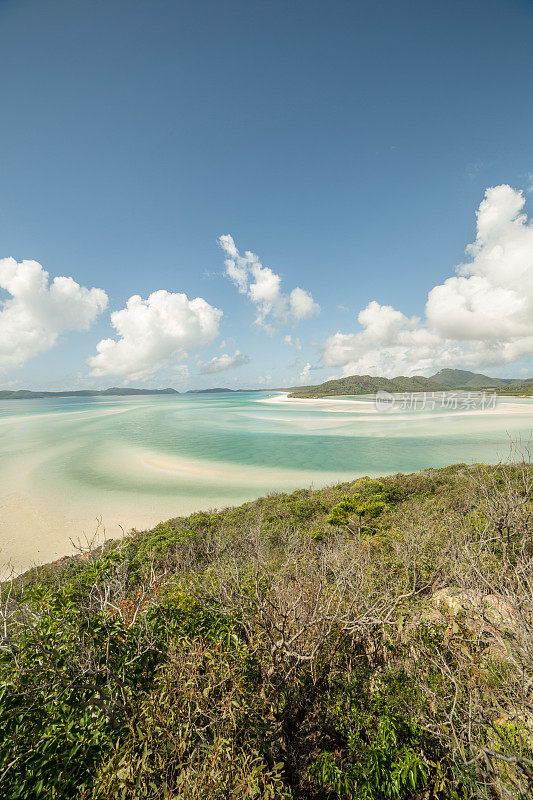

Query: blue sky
left=1, top=0, right=532, bottom=389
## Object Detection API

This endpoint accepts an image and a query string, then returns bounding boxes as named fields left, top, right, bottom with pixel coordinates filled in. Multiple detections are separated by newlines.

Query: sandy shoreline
left=0, top=446, right=353, bottom=577
left=259, top=391, right=532, bottom=416
left=260, top=392, right=365, bottom=405
left=0, top=491, right=156, bottom=579
left=2, top=391, right=533, bottom=577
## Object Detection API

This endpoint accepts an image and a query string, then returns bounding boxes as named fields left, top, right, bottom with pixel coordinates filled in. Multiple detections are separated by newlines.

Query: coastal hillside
left=289, top=369, right=533, bottom=398
left=491, top=380, right=533, bottom=396
left=2, top=460, right=532, bottom=799
left=288, top=374, right=447, bottom=398
left=429, top=369, right=519, bottom=389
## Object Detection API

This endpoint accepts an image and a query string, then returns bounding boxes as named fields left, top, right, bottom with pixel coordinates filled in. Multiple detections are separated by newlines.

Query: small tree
left=327, top=494, right=386, bottom=536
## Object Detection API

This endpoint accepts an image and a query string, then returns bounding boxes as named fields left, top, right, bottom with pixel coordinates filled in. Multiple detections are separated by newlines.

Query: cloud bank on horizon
left=324, top=184, right=533, bottom=377
left=0, top=184, right=532, bottom=384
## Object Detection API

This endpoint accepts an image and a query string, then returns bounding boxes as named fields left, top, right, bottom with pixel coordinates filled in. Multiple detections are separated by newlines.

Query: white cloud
left=300, top=362, right=312, bottom=382
left=199, top=349, right=249, bottom=374
left=218, top=233, right=250, bottom=294
left=283, top=334, right=302, bottom=350
left=174, top=364, right=190, bottom=379
left=0, top=258, right=108, bottom=369
left=323, top=184, right=533, bottom=376
left=219, top=234, right=319, bottom=329
left=298, top=361, right=323, bottom=382
left=289, top=287, right=320, bottom=321
left=88, top=290, right=222, bottom=380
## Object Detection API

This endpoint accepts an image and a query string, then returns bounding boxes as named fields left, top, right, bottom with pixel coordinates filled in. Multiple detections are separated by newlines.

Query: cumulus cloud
left=283, top=334, right=302, bottom=350
left=219, top=235, right=319, bottom=330
left=298, top=361, right=323, bottom=382
left=323, top=184, right=533, bottom=376
left=199, top=350, right=250, bottom=374
left=88, top=290, right=222, bottom=379
left=300, top=362, right=312, bottom=382
left=0, top=258, right=108, bottom=369
left=289, top=287, right=320, bottom=321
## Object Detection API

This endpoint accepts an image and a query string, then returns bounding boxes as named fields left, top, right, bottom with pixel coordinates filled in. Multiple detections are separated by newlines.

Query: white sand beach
left=1, top=392, right=533, bottom=576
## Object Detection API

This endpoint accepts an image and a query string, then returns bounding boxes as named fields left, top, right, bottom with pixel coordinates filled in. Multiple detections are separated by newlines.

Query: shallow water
left=1, top=391, right=532, bottom=572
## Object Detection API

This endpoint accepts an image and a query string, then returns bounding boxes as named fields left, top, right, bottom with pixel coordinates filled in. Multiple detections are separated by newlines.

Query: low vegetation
left=1, top=454, right=533, bottom=798
left=288, top=369, right=533, bottom=398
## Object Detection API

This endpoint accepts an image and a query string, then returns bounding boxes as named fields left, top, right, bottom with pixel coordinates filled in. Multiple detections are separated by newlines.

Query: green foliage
left=0, top=590, right=160, bottom=798
left=260, top=489, right=330, bottom=524
left=2, top=461, right=532, bottom=798
left=288, top=368, right=533, bottom=397
left=125, top=520, right=196, bottom=577
left=311, top=670, right=430, bottom=800
left=312, top=731, right=428, bottom=800
left=327, top=479, right=404, bottom=534
left=288, top=373, right=448, bottom=398
left=89, top=633, right=288, bottom=799
left=152, top=583, right=242, bottom=646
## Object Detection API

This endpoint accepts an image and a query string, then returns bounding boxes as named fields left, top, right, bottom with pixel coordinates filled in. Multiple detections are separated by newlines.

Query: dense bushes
left=1, top=461, right=533, bottom=798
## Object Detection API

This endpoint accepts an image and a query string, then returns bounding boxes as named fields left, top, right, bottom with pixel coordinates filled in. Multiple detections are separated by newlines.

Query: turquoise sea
left=1, top=390, right=533, bottom=572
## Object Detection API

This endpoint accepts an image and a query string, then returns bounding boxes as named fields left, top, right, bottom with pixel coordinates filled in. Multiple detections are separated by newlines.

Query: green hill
left=3, top=461, right=533, bottom=799
left=288, top=373, right=447, bottom=398
left=495, top=379, right=533, bottom=395
left=429, top=368, right=517, bottom=389
left=289, top=369, right=533, bottom=398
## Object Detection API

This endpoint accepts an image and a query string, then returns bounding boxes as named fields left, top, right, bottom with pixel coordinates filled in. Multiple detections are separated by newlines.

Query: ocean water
left=1, top=391, right=533, bottom=572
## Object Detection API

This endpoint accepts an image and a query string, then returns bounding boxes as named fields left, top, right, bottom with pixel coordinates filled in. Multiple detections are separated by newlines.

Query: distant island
left=3, top=370, right=533, bottom=401
left=0, top=387, right=180, bottom=400
left=289, top=368, right=533, bottom=398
